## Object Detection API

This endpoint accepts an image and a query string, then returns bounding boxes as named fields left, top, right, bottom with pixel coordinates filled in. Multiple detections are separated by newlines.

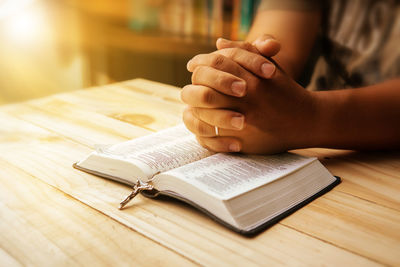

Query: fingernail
left=261, top=63, right=275, bottom=78
left=229, top=143, right=241, bottom=152
left=231, top=81, right=246, bottom=96
left=231, top=115, right=244, bottom=129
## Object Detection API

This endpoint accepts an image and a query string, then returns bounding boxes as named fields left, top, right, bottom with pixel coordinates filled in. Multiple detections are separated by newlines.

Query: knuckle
left=242, top=42, right=253, bottom=50
left=210, top=54, right=225, bottom=68
left=200, top=88, right=214, bottom=105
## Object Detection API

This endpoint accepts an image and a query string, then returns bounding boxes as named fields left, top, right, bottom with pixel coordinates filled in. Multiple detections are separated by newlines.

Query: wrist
left=284, top=88, right=322, bottom=150
left=297, top=90, right=323, bottom=149
left=308, top=91, right=327, bottom=148
left=308, top=90, right=349, bottom=148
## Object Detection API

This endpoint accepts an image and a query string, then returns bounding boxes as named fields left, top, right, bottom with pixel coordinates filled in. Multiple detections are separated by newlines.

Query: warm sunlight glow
left=0, top=0, right=36, bottom=19
left=3, top=9, right=44, bottom=43
left=0, top=0, right=45, bottom=44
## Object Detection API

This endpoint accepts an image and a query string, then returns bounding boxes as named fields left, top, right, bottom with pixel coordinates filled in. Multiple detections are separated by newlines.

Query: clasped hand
left=181, top=36, right=318, bottom=154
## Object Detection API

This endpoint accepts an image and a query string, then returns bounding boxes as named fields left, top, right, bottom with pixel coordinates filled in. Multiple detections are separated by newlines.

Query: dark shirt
left=259, top=0, right=400, bottom=90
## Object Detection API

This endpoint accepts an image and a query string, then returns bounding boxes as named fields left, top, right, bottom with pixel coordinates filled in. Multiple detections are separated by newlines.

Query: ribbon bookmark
left=119, top=179, right=154, bottom=210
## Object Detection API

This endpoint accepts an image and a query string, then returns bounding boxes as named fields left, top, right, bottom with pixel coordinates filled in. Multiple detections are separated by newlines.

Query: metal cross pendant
left=119, top=179, right=154, bottom=210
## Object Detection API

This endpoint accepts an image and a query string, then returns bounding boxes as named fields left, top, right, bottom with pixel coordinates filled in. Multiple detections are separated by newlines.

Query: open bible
left=74, top=124, right=340, bottom=235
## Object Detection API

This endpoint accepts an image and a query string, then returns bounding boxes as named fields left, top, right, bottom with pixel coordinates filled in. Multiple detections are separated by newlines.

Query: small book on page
left=74, top=124, right=340, bottom=235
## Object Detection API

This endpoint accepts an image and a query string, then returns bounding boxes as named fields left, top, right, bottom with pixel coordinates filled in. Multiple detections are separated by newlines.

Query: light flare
left=0, top=0, right=44, bottom=44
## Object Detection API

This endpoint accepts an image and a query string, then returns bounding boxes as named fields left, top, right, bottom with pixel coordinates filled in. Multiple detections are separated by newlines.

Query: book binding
left=73, top=162, right=340, bottom=236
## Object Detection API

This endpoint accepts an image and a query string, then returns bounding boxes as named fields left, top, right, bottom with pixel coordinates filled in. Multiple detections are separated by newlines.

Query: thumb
left=252, top=34, right=281, bottom=57
left=216, top=38, right=260, bottom=54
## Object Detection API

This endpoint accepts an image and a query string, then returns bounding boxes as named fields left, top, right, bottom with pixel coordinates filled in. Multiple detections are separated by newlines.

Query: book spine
left=193, top=0, right=208, bottom=37
left=129, top=0, right=249, bottom=41
left=231, top=0, right=241, bottom=40
left=253, top=0, right=261, bottom=14
left=159, top=2, right=170, bottom=33
left=183, top=0, right=194, bottom=37
left=129, top=0, right=149, bottom=31
left=222, top=0, right=232, bottom=39
left=211, top=0, right=224, bottom=38
left=238, top=0, right=254, bottom=40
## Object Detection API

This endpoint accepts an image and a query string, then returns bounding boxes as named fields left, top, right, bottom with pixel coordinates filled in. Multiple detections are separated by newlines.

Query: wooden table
left=0, top=79, right=399, bottom=266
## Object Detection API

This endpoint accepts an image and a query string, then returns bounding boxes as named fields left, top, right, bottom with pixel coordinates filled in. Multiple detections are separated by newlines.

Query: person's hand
left=181, top=40, right=317, bottom=154
left=185, top=35, right=281, bottom=99
left=216, top=34, right=281, bottom=60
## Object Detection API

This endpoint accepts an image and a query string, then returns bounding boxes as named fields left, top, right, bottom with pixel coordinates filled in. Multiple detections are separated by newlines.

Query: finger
left=215, top=47, right=276, bottom=79
left=252, top=34, right=281, bottom=57
left=181, top=84, right=235, bottom=108
left=187, top=53, right=258, bottom=96
left=216, top=38, right=259, bottom=54
left=190, top=107, right=245, bottom=130
left=217, top=36, right=281, bottom=58
left=191, top=66, right=247, bottom=97
left=197, top=136, right=242, bottom=153
left=183, top=107, right=243, bottom=152
left=187, top=53, right=244, bottom=79
left=183, top=106, right=218, bottom=137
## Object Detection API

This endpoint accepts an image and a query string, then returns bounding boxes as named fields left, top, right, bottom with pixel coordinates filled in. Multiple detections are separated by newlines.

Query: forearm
left=311, top=79, right=400, bottom=150
left=246, top=9, right=321, bottom=79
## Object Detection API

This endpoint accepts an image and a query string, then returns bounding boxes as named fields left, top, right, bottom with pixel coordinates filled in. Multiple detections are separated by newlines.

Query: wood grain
left=294, top=148, right=400, bottom=212
left=0, top=120, right=379, bottom=266
left=281, top=191, right=400, bottom=265
left=1, top=78, right=398, bottom=266
left=0, top=112, right=377, bottom=266
left=0, top=152, right=194, bottom=266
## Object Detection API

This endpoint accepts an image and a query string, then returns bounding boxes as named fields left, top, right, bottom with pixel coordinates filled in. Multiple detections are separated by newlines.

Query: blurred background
left=0, top=0, right=260, bottom=104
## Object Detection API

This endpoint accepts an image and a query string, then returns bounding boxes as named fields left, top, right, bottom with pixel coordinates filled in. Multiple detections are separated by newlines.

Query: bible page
left=162, top=152, right=316, bottom=199
left=96, top=124, right=214, bottom=178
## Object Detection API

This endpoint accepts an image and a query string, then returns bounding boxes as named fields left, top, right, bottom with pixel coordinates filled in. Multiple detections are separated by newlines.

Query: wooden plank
left=281, top=191, right=400, bottom=266
left=77, top=84, right=183, bottom=114
left=0, top=248, right=22, bottom=267
left=2, top=79, right=397, bottom=265
left=0, top=159, right=194, bottom=266
left=294, top=149, right=400, bottom=212
left=1, top=103, right=150, bottom=148
left=120, top=78, right=183, bottom=103
left=39, top=85, right=184, bottom=131
left=0, top=112, right=381, bottom=266
left=0, top=80, right=184, bottom=149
